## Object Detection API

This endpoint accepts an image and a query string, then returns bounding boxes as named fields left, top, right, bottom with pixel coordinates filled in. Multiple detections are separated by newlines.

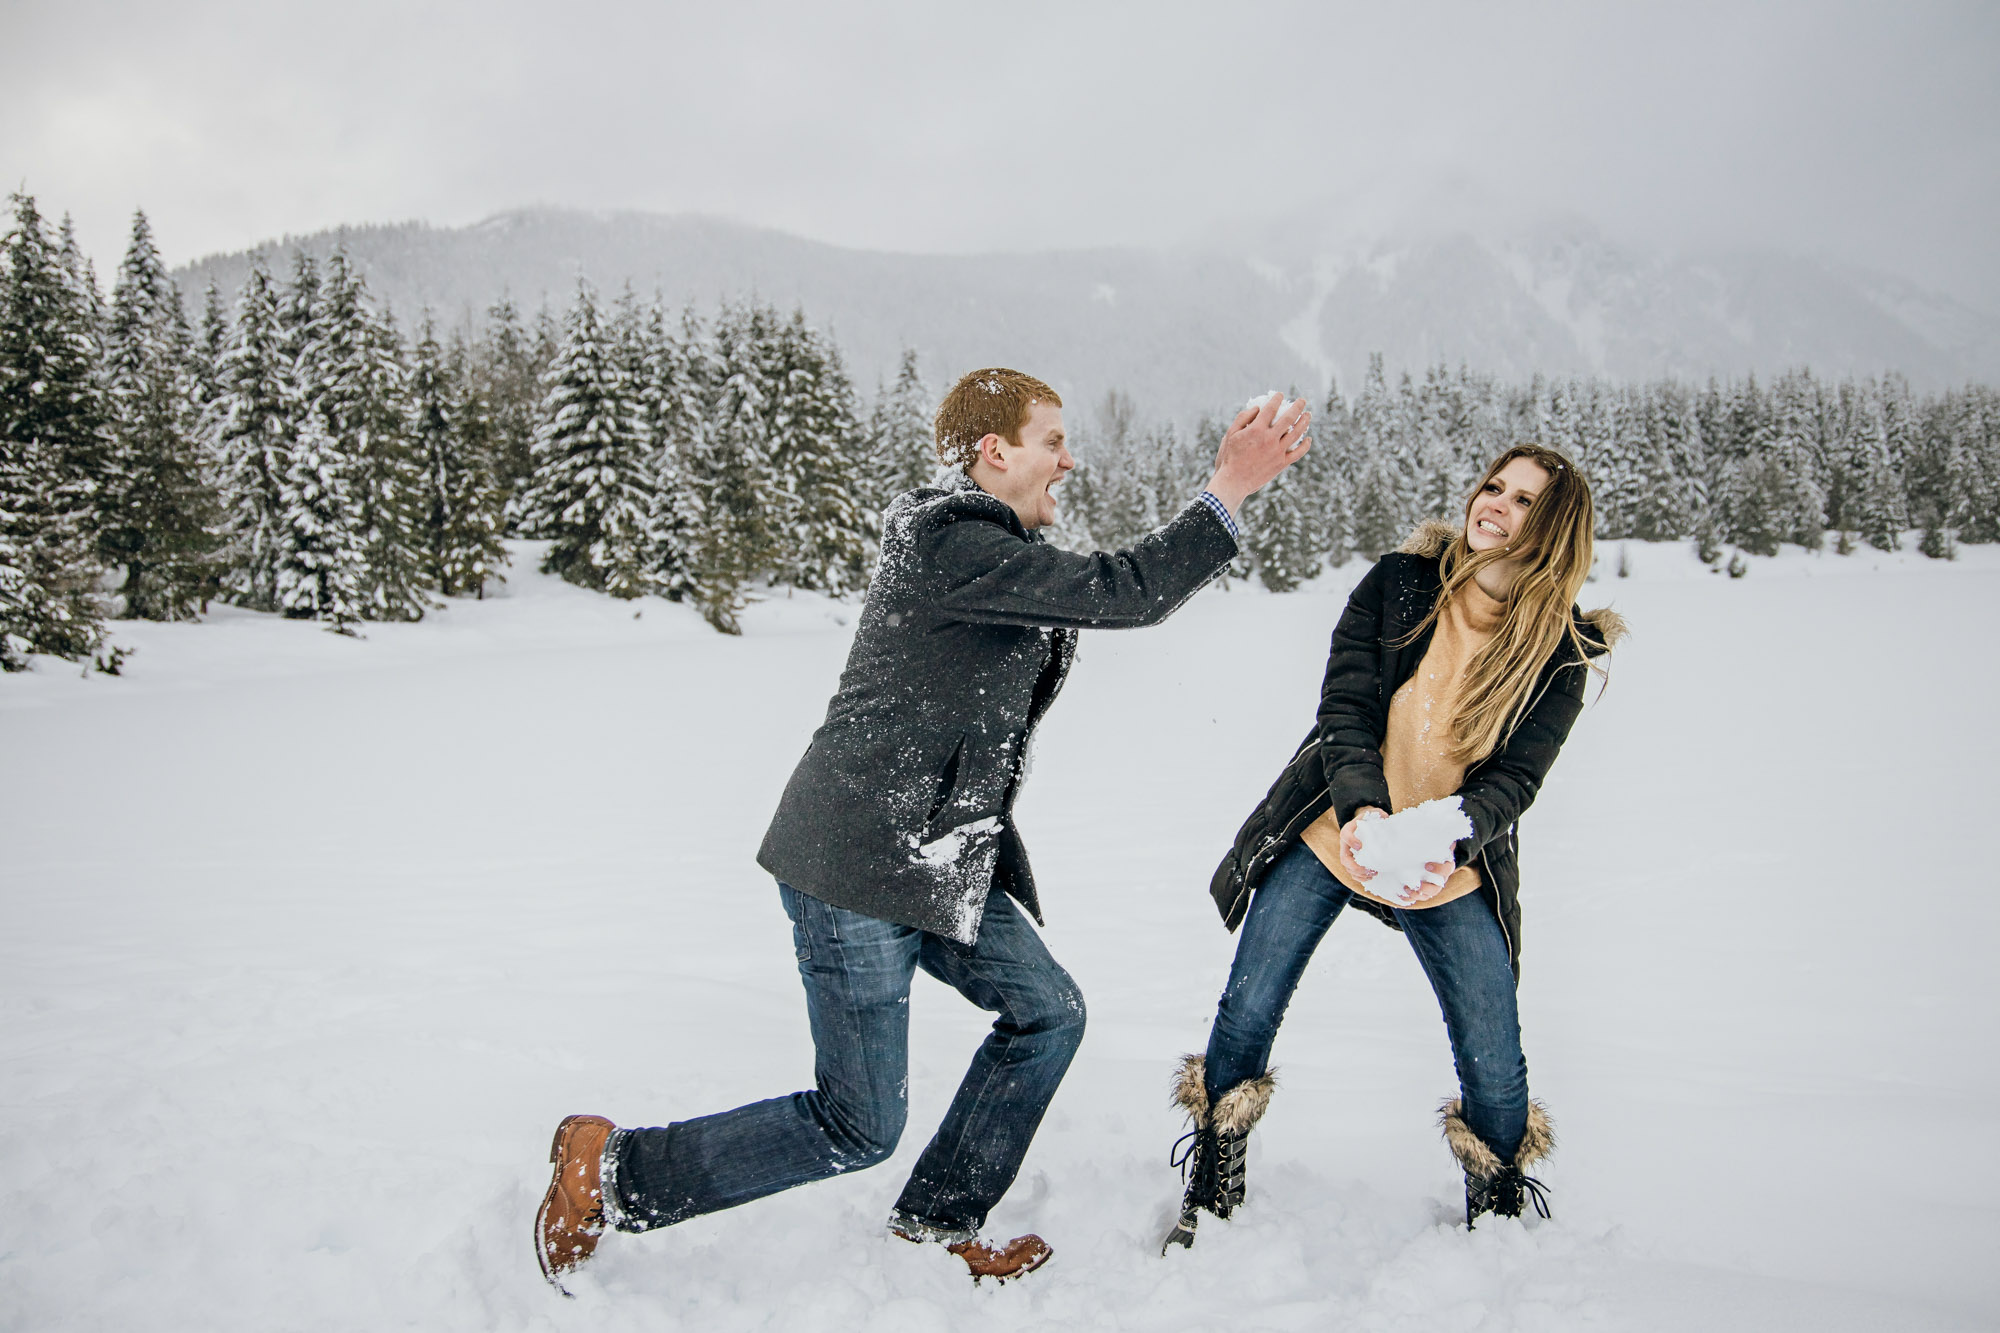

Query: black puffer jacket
left=1208, top=522, right=1622, bottom=970
left=760, top=474, right=1238, bottom=943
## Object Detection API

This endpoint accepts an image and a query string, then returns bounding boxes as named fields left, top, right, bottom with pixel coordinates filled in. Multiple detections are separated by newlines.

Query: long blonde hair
left=1412, top=444, right=1602, bottom=765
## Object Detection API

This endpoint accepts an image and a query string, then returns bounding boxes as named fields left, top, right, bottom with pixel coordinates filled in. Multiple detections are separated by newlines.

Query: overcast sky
left=5, top=0, right=1998, bottom=307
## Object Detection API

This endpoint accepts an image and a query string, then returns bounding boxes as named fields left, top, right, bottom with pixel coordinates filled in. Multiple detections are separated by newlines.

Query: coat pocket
left=922, top=734, right=967, bottom=835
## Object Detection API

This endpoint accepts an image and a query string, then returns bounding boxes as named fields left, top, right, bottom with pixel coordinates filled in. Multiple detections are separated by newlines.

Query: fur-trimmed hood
left=1395, top=520, right=1627, bottom=657
left=1397, top=518, right=1463, bottom=558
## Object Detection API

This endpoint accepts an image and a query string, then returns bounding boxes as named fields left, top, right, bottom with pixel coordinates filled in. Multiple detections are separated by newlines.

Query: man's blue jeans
left=1204, top=841, right=1530, bottom=1161
left=606, top=883, right=1086, bottom=1240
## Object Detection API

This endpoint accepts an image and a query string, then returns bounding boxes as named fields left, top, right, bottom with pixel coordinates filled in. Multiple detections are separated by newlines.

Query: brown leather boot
left=535, top=1114, right=615, bottom=1293
left=946, top=1233, right=1051, bottom=1282
left=887, top=1228, right=1045, bottom=1283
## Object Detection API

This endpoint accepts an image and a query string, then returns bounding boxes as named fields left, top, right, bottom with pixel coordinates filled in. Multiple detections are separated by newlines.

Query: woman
left=1163, top=444, right=1623, bottom=1251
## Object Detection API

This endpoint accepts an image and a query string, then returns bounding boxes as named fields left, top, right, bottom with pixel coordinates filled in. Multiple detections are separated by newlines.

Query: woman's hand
left=1336, top=808, right=1386, bottom=883
left=1399, top=859, right=1458, bottom=908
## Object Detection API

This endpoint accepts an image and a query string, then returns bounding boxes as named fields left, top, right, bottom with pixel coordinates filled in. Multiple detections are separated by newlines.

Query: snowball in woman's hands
left=1353, top=797, right=1473, bottom=903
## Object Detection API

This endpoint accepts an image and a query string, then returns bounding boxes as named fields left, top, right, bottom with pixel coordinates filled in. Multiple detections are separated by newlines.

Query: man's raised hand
left=1204, top=393, right=1312, bottom=517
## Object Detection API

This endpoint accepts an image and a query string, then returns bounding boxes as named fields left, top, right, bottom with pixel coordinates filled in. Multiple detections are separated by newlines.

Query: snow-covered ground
left=5, top=538, right=1997, bottom=1331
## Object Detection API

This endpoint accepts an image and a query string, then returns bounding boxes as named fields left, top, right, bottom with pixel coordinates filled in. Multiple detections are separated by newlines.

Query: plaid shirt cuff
left=1194, top=490, right=1241, bottom=541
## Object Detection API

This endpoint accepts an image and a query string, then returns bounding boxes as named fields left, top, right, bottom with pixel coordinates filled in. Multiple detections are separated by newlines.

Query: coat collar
left=924, top=468, right=1043, bottom=543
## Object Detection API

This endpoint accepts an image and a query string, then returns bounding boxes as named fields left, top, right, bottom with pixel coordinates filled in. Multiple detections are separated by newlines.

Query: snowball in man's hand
left=1354, top=797, right=1473, bottom=903
left=1245, top=390, right=1308, bottom=451
left=1245, top=389, right=1301, bottom=419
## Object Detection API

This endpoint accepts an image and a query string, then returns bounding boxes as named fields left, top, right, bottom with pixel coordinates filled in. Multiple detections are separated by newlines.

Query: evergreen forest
left=6, top=191, right=1998, bottom=672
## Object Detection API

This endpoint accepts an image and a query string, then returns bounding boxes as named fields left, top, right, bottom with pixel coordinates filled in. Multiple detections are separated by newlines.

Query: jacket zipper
left=1478, top=843, right=1513, bottom=962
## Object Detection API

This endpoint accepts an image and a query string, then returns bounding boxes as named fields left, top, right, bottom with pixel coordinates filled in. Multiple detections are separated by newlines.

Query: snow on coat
left=758, top=472, right=1239, bottom=943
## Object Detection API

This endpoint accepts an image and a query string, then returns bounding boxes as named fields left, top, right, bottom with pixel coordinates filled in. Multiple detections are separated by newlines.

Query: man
left=536, top=369, right=1310, bottom=1290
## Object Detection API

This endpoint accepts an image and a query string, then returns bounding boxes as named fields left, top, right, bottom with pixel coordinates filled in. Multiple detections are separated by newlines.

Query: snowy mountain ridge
left=170, top=208, right=2000, bottom=420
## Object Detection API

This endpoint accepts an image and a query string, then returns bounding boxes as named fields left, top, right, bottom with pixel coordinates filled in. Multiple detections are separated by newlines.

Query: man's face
left=979, top=401, right=1074, bottom=530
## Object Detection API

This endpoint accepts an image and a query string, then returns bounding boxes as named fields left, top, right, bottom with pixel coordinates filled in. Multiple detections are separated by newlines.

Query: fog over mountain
left=173, top=208, right=2000, bottom=421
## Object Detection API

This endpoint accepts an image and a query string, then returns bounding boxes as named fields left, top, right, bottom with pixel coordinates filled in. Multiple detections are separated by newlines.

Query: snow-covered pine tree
left=1587, top=389, right=1638, bottom=537
left=1846, top=379, right=1906, bottom=551
left=0, top=192, right=108, bottom=667
left=475, top=296, right=544, bottom=520
left=1769, top=371, right=1827, bottom=550
left=867, top=348, right=936, bottom=516
left=532, top=304, right=561, bottom=386
left=1311, top=378, right=1357, bottom=566
left=1244, top=453, right=1322, bottom=591
left=1408, top=363, right=1464, bottom=522
left=1445, top=365, right=1502, bottom=512
left=1348, top=453, right=1405, bottom=561
left=1664, top=381, right=1708, bottom=534
left=309, top=252, right=431, bottom=620
left=281, top=251, right=321, bottom=369
left=769, top=309, right=869, bottom=594
left=1572, top=379, right=1617, bottom=500
left=275, top=405, right=368, bottom=632
left=1541, top=380, right=1584, bottom=480
left=53, top=213, right=115, bottom=524
left=212, top=260, right=295, bottom=609
left=639, top=303, right=706, bottom=603
left=193, top=280, right=229, bottom=412
left=103, top=210, right=218, bottom=619
left=1237, top=384, right=1338, bottom=590
left=690, top=299, right=781, bottom=630
left=520, top=280, right=656, bottom=599
left=1877, top=371, right=1916, bottom=466
left=1156, top=418, right=1218, bottom=523
left=1684, top=376, right=1728, bottom=561
left=1507, top=372, right=1547, bottom=446
left=1821, top=379, right=1861, bottom=551
left=1076, top=389, right=1149, bottom=552
left=411, top=314, right=506, bottom=597
left=1348, top=355, right=1407, bottom=557
left=442, top=326, right=508, bottom=595
left=0, top=447, right=32, bottom=669
left=1895, top=387, right=1966, bottom=559
left=56, top=215, right=107, bottom=336
left=1388, top=369, right=1431, bottom=525
left=1626, top=383, right=1695, bottom=541
left=1715, top=375, right=1785, bottom=555
left=1954, top=387, right=2000, bottom=543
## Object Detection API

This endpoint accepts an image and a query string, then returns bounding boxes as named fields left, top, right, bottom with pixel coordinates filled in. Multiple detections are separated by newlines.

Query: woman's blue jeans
left=1204, top=840, right=1529, bottom=1162
left=607, top=882, right=1086, bottom=1240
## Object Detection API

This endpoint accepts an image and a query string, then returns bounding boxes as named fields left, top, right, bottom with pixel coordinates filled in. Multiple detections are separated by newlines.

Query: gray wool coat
left=757, top=475, right=1238, bottom=943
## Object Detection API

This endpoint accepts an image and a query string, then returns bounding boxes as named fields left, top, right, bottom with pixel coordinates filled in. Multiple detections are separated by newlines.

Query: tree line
left=6, top=190, right=1998, bottom=673
left=1, top=192, right=938, bottom=670
left=1055, top=354, right=2000, bottom=589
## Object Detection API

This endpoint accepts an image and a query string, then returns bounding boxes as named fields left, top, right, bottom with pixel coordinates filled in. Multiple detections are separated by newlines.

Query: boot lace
left=1169, top=1126, right=1201, bottom=1180
left=1514, top=1171, right=1553, bottom=1220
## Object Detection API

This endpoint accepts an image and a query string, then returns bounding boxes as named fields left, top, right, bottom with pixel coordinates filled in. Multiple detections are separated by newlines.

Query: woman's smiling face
left=1465, top=455, right=1553, bottom=553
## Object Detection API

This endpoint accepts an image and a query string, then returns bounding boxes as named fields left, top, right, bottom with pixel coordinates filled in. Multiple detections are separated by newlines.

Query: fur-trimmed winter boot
left=1440, top=1098, right=1555, bottom=1227
left=1161, top=1054, right=1276, bottom=1253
